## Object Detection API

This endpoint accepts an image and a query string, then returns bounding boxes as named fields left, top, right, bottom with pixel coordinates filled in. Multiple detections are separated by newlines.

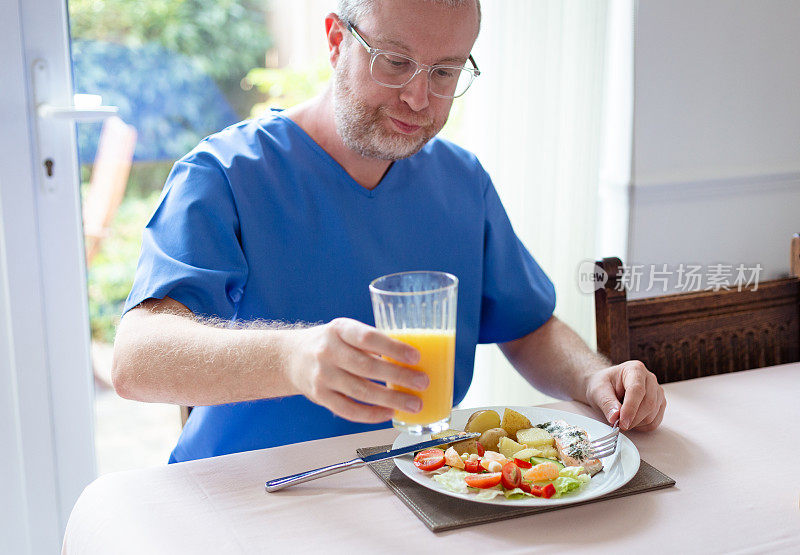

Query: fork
left=589, top=421, right=620, bottom=459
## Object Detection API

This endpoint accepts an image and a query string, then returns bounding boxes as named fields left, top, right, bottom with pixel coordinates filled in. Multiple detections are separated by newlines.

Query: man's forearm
left=112, top=298, right=303, bottom=406
left=498, top=316, right=610, bottom=404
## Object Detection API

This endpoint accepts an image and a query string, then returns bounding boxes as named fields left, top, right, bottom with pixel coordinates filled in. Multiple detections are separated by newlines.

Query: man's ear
left=325, top=13, right=345, bottom=67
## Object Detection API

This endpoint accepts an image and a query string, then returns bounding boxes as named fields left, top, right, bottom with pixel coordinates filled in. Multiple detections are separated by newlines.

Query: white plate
left=392, top=406, right=640, bottom=506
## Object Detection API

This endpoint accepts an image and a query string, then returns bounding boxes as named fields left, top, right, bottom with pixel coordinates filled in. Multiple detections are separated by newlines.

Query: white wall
left=629, top=0, right=800, bottom=293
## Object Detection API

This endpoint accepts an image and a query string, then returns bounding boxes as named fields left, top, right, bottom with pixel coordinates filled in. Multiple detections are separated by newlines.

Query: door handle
left=38, top=103, right=118, bottom=122
left=38, top=92, right=118, bottom=122
left=32, top=59, right=120, bottom=192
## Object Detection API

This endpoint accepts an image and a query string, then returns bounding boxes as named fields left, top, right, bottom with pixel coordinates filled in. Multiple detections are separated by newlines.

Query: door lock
left=31, top=59, right=118, bottom=192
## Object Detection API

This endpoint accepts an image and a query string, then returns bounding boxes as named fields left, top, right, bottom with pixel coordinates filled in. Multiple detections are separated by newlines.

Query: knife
left=265, top=432, right=480, bottom=492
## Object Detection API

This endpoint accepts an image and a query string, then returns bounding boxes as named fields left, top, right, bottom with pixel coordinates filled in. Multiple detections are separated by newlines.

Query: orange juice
left=387, top=330, right=456, bottom=425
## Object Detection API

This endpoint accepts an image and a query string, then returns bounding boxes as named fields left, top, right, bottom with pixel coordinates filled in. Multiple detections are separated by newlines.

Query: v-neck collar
left=269, top=110, right=405, bottom=199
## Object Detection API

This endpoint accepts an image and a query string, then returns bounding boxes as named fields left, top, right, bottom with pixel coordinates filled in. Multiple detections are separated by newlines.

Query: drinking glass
left=369, top=271, right=458, bottom=434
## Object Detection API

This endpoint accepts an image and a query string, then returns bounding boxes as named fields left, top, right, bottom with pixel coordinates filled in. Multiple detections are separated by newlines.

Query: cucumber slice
left=530, top=456, right=564, bottom=469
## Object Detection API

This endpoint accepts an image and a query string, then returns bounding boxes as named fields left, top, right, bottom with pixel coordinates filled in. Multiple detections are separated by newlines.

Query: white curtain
left=447, top=0, right=633, bottom=408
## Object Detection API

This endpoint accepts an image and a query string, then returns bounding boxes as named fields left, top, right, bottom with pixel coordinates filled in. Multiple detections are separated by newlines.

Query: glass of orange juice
left=369, top=271, right=457, bottom=435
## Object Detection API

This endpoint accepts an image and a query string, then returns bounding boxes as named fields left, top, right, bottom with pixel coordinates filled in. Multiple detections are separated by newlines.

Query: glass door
left=66, top=0, right=333, bottom=474
left=66, top=0, right=275, bottom=474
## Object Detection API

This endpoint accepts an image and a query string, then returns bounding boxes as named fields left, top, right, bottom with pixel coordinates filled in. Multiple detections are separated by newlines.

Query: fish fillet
left=538, top=420, right=604, bottom=476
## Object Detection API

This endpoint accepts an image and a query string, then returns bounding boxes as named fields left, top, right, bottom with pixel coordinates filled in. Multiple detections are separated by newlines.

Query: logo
left=576, top=260, right=608, bottom=294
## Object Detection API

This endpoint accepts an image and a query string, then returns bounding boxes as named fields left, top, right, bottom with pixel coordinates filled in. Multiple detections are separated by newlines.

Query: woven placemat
left=357, top=445, right=675, bottom=533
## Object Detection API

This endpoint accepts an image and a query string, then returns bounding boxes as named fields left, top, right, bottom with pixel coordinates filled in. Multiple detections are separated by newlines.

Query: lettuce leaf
left=503, top=487, right=534, bottom=499
left=475, top=486, right=505, bottom=500
left=559, top=466, right=587, bottom=479
left=431, top=468, right=470, bottom=494
left=552, top=474, right=591, bottom=497
left=428, top=463, right=591, bottom=501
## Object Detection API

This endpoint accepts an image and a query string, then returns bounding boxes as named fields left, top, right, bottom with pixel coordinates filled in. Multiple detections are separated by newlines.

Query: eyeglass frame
left=341, top=18, right=481, bottom=99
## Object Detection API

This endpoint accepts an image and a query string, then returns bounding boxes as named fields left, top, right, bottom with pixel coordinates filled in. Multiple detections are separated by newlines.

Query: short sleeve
left=478, top=177, right=556, bottom=343
left=123, top=152, right=249, bottom=319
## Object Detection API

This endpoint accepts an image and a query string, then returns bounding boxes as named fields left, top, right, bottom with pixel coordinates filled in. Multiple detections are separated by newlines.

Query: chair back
left=595, top=236, right=800, bottom=383
left=82, top=116, right=137, bottom=264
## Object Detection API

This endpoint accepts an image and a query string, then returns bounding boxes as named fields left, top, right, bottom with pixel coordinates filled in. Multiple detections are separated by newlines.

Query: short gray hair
left=337, top=0, right=481, bottom=29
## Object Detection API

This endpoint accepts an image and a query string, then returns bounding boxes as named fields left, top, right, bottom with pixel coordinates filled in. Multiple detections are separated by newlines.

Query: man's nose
left=399, top=69, right=430, bottom=111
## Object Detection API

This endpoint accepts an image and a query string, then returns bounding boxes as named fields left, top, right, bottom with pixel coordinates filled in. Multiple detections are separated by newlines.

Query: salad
left=412, top=408, right=598, bottom=501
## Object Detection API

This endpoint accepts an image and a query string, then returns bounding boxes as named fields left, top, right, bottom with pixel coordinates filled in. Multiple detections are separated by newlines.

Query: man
left=113, top=0, right=666, bottom=463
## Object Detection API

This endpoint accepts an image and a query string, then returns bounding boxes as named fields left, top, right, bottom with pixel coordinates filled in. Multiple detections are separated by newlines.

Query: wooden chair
left=595, top=235, right=800, bottom=384
left=82, top=116, right=137, bottom=265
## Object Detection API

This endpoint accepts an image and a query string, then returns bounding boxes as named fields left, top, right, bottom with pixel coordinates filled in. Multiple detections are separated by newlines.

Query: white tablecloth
left=63, top=362, right=800, bottom=554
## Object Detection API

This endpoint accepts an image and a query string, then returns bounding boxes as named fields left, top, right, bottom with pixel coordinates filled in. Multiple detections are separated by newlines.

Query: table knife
left=265, top=432, right=480, bottom=492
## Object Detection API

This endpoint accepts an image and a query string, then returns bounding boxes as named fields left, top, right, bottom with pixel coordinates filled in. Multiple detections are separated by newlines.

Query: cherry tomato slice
left=464, top=459, right=482, bottom=473
left=514, top=458, right=533, bottom=469
left=501, top=461, right=522, bottom=490
left=476, top=442, right=485, bottom=457
left=413, top=448, right=446, bottom=472
left=540, top=483, right=556, bottom=499
left=464, top=472, right=502, bottom=489
left=414, top=448, right=444, bottom=461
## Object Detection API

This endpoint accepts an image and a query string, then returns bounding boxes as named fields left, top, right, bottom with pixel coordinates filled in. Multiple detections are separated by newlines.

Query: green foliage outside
left=70, top=0, right=272, bottom=118
left=69, top=0, right=271, bottom=84
left=71, top=0, right=271, bottom=343
left=245, top=58, right=332, bottom=115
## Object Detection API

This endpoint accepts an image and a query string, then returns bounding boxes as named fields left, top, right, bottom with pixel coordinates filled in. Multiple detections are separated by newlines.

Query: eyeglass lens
left=371, top=52, right=474, bottom=98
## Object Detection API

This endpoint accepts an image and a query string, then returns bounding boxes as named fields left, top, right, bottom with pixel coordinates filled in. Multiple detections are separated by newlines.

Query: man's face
left=332, top=0, right=480, bottom=161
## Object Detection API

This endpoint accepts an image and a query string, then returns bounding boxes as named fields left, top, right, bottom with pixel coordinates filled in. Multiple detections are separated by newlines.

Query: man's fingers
left=594, top=360, right=665, bottom=432
left=590, top=376, right=622, bottom=425
left=630, top=374, right=661, bottom=429
left=336, top=345, right=429, bottom=391
left=327, top=366, right=422, bottom=414
left=618, top=370, right=647, bottom=431
left=331, top=318, right=429, bottom=391
left=634, top=388, right=666, bottom=432
left=319, top=390, right=395, bottom=424
left=333, top=319, right=420, bottom=364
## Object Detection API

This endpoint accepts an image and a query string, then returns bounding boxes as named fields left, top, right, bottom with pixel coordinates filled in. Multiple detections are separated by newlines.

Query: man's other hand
left=584, top=360, right=666, bottom=432
left=286, top=318, right=428, bottom=423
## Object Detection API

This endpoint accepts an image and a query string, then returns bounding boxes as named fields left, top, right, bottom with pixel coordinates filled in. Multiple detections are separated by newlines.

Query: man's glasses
left=343, top=19, right=481, bottom=99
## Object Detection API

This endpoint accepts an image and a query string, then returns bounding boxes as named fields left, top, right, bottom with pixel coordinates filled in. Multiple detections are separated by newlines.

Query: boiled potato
left=430, top=430, right=479, bottom=455
left=478, top=427, right=508, bottom=452
left=451, top=437, right=479, bottom=456
left=500, top=408, right=532, bottom=440
left=511, top=447, right=541, bottom=461
left=516, top=427, right=555, bottom=448
left=430, top=429, right=468, bottom=449
left=464, top=410, right=501, bottom=434
left=497, top=436, right=526, bottom=459
left=536, top=445, right=560, bottom=459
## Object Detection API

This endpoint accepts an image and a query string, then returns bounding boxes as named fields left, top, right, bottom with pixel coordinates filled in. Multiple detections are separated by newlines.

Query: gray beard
left=332, top=72, right=439, bottom=161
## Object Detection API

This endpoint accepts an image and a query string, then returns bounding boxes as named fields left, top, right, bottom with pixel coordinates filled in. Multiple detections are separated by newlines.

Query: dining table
left=62, top=361, right=800, bottom=554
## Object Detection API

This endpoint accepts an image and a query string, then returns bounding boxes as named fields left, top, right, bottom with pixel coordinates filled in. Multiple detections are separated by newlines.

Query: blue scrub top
left=124, top=110, right=556, bottom=462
